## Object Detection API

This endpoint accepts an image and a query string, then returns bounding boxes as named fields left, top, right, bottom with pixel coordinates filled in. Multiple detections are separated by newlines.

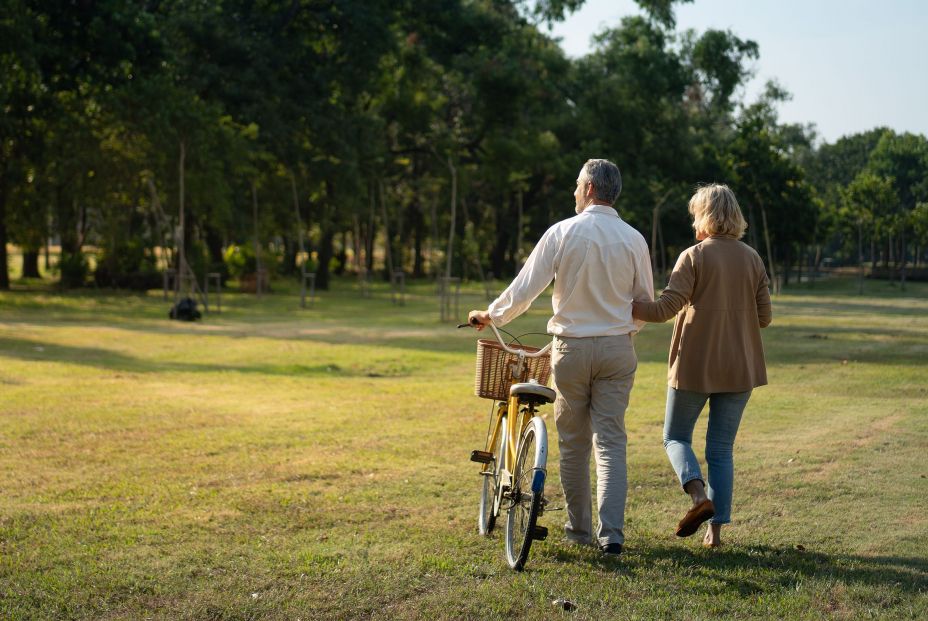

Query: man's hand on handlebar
left=467, top=310, right=492, bottom=331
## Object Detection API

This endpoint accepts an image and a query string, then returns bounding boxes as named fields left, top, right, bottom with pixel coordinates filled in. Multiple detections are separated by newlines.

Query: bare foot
left=703, top=523, right=722, bottom=547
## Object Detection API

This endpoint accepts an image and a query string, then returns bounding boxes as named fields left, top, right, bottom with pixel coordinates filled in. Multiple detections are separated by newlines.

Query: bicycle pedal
left=532, top=525, right=549, bottom=541
left=469, top=450, right=494, bottom=464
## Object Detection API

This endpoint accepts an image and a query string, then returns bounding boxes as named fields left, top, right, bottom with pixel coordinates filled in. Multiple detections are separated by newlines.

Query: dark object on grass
left=552, top=598, right=577, bottom=612
left=169, top=297, right=202, bottom=321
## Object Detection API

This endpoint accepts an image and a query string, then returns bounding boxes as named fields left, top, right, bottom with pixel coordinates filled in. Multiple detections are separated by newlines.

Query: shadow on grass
left=549, top=541, right=926, bottom=596
left=0, top=287, right=494, bottom=354
left=0, top=336, right=413, bottom=378
left=776, top=299, right=925, bottom=318
left=646, top=543, right=926, bottom=597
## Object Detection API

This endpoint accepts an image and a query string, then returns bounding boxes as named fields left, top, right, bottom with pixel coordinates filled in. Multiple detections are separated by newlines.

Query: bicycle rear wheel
left=479, top=415, right=506, bottom=535
left=505, top=416, right=547, bottom=571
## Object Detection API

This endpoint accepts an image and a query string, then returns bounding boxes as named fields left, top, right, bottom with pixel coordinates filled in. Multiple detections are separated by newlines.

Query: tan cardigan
left=633, top=237, right=772, bottom=393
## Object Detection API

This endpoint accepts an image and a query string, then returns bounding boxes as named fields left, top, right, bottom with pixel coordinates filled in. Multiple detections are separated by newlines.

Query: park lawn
left=0, top=277, right=926, bottom=620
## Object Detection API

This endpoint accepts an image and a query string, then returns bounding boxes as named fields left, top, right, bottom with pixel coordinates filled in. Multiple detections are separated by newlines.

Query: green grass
left=1, top=276, right=926, bottom=620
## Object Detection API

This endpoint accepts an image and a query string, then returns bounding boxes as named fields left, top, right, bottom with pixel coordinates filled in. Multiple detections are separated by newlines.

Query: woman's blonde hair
left=688, top=184, right=748, bottom=239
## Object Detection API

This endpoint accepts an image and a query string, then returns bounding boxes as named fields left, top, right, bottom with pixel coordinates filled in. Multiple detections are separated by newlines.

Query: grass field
left=1, top=276, right=926, bottom=620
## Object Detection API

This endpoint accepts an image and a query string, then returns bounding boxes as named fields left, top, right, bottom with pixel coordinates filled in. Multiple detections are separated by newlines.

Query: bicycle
left=459, top=318, right=556, bottom=571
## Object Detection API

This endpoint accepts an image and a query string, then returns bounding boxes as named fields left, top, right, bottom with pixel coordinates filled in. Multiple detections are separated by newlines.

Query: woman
left=633, top=184, right=771, bottom=547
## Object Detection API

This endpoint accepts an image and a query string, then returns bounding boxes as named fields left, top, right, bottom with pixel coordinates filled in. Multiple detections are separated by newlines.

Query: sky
left=547, top=0, right=928, bottom=144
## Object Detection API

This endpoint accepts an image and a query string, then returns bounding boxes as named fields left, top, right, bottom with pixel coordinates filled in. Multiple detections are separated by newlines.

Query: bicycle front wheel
left=505, top=416, right=547, bottom=571
left=479, top=415, right=506, bottom=535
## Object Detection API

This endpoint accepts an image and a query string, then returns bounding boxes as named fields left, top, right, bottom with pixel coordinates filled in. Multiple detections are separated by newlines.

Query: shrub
left=223, top=244, right=256, bottom=279
left=94, top=241, right=161, bottom=290
left=59, top=253, right=89, bottom=288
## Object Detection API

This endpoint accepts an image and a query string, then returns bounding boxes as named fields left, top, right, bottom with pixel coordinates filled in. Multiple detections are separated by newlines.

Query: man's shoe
left=600, top=543, right=623, bottom=556
left=675, top=499, right=715, bottom=537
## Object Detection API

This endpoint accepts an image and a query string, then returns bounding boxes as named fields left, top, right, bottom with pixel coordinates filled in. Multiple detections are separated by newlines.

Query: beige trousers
left=551, top=334, right=637, bottom=547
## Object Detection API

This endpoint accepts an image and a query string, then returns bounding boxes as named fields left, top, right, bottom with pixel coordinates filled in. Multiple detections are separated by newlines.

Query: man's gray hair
left=580, top=159, right=622, bottom=205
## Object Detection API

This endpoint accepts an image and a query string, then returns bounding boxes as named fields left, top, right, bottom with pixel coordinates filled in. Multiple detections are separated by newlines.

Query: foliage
left=93, top=239, right=161, bottom=291
left=55, top=251, right=88, bottom=288
left=0, top=0, right=924, bottom=292
left=223, top=243, right=257, bottom=279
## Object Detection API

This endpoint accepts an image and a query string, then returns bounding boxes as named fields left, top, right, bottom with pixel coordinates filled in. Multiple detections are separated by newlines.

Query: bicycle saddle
left=510, top=380, right=556, bottom=404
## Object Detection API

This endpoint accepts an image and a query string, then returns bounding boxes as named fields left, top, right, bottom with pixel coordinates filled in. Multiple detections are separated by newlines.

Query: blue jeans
left=663, top=387, right=752, bottom=524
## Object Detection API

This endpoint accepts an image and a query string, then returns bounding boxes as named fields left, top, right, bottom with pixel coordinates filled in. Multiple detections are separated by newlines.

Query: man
left=469, top=159, right=653, bottom=556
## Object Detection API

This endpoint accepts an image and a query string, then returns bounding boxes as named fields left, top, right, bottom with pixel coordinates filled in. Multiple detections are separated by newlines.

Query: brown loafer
left=675, top=499, right=715, bottom=537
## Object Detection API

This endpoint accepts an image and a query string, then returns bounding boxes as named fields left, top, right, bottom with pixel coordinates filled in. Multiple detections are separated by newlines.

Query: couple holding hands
left=469, top=159, right=771, bottom=556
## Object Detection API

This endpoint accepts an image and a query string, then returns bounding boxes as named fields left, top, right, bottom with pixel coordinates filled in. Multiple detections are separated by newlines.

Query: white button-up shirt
left=488, top=204, right=654, bottom=338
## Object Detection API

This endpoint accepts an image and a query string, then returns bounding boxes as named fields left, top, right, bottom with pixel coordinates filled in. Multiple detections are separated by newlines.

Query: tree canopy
left=1, top=0, right=925, bottom=292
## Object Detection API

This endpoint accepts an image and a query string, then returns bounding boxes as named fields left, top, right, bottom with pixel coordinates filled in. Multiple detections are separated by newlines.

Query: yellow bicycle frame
left=482, top=396, right=534, bottom=475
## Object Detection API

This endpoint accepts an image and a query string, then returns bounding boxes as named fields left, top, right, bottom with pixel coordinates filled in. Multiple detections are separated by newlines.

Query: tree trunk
left=491, top=219, right=510, bottom=279
left=900, top=226, right=907, bottom=291
left=251, top=180, right=263, bottom=294
left=21, top=249, right=40, bottom=278
left=781, top=244, right=792, bottom=287
left=177, top=140, right=186, bottom=297
left=760, top=204, right=776, bottom=290
left=205, top=225, right=224, bottom=272
left=336, top=230, right=347, bottom=276
left=366, top=183, right=376, bottom=274
left=290, top=171, right=308, bottom=277
left=515, top=189, right=524, bottom=271
left=857, top=221, right=864, bottom=294
left=796, top=244, right=804, bottom=285
left=396, top=198, right=405, bottom=274
left=0, top=181, right=8, bottom=290
left=379, top=180, right=393, bottom=279
left=428, top=195, right=439, bottom=279
left=746, top=201, right=759, bottom=251
left=352, top=213, right=362, bottom=274
left=366, top=208, right=376, bottom=274
left=316, top=228, right=335, bottom=290
left=281, top=234, right=296, bottom=276
left=445, top=157, right=457, bottom=281
left=57, top=186, right=83, bottom=288
left=412, top=199, right=425, bottom=278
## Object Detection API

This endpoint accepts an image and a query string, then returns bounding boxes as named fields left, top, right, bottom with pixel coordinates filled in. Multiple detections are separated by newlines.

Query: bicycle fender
left=531, top=468, right=546, bottom=494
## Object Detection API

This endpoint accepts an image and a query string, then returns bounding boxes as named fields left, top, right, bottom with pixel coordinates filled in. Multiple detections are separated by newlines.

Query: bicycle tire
left=479, top=414, right=506, bottom=535
left=505, top=416, right=547, bottom=571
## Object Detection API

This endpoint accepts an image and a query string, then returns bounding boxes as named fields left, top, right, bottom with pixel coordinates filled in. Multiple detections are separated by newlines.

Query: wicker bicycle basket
left=474, top=338, right=552, bottom=401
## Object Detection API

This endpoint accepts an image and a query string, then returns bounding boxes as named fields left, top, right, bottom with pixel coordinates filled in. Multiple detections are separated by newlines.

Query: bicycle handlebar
left=458, top=317, right=553, bottom=357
